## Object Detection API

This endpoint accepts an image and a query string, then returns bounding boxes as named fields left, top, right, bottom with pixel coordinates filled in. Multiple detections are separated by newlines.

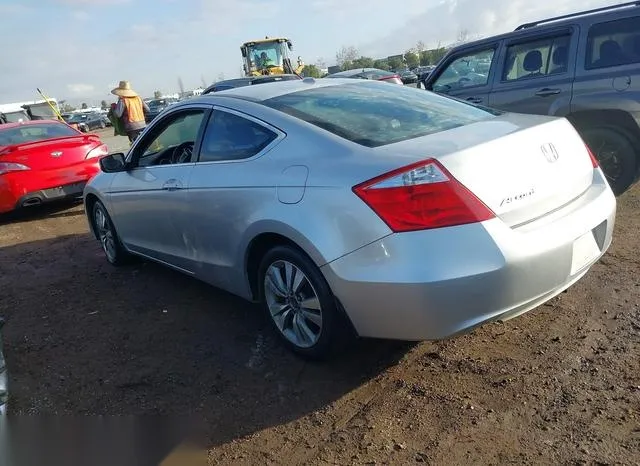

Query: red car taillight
left=353, top=159, right=495, bottom=232
left=585, top=145, right=599, bottom=168
left=379, top=75, right=403, bottom=85
left=86, top=143, right=109, bottom=159
left=0, top=162, right=30, bottom=176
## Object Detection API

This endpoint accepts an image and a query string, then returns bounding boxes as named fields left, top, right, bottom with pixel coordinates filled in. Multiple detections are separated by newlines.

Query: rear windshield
left=262, top=81, right=499, bottom=147
left=0, top=123, right=79, bottom=146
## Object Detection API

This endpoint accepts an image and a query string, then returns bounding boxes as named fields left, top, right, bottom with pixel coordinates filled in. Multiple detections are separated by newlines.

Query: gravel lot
left=96, top=127, right=130, bottom=154
left=0, top=179, right=638, bottom=464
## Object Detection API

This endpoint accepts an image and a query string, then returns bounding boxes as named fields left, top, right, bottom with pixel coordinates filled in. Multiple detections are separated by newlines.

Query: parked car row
left=145, top=97, right=179, bottom=123
left=62, top=111, right=110, bottom=133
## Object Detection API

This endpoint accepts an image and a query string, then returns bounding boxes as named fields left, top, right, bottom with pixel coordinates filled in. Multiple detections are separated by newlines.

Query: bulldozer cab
left=241, top=37, right=303, bottom=76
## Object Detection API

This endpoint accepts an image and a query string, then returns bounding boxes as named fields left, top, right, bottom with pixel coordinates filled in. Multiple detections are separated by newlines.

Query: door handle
left=162, top=179, right=183, bottom=191
left=466, top=97, right=483, bottom=104
left=535, top=88, right=561, bottom=97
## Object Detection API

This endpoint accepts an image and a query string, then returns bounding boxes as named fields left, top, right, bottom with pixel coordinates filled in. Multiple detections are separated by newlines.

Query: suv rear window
left=262, top=82, right=498, bottom=147
left=586, top=16, right=640, bottom=69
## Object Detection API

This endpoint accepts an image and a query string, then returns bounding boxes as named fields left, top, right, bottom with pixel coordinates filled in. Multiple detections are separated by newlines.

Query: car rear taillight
left=0, top=162, right=29, bottom=175
left=585, top=145, right=599, bottom=168
left=86, top=144, right=109, bottom=159
left=353, top=159, right=495, bottom=232
left=379, top=75, right=403, bottom=85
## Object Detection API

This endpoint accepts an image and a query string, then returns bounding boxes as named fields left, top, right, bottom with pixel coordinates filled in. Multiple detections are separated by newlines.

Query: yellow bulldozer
left=241, top=37, right=304, bottom=76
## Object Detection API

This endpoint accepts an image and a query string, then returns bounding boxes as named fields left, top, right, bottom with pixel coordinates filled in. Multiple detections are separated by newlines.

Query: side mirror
left=99, top=152, right=127, bottom=173
left=240, top=47, right=247, bottom=58
left=287, top=41, right=293, bottom=50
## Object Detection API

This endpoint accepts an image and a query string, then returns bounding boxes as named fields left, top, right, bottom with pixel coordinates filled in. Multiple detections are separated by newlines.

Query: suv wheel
left=582, top=126, right=637, bottom=195
left=257, top=245, right=352, bottom=360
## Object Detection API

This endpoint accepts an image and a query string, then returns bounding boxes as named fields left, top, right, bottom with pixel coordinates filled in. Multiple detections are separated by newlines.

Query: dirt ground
left=0, top=183, right=638, bottom=465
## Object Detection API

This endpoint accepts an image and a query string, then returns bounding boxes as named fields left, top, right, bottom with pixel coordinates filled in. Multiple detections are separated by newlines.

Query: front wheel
left=581, top=126, right=637, bottom=196
left=92, top=201, right=131, bottom=266
left=258, top=245, right=352, bottom=360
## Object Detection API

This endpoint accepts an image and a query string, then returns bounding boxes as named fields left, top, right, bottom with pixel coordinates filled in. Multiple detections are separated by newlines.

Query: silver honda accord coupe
left=84, top=78, right=616, bottom=359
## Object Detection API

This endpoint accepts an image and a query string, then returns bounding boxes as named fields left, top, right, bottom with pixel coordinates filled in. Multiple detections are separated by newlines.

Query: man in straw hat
left=111, top=80, right=150, bottom=143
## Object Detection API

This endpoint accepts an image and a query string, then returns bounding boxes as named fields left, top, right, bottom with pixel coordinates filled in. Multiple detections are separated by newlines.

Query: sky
left=0, top=0, right=622, bottom=105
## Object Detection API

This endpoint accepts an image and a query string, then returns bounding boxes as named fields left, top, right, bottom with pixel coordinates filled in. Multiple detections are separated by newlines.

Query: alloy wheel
left=94, top=206, right=117, bottom=263
left=263, top=260, right=323, bottom=348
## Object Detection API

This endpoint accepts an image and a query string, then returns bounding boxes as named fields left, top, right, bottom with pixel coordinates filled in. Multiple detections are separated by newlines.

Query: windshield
left=246, top=42, right=284, bottom=70
left=262, top=81, right=499, bottom=147
left=0, top=122, right=79, bottom=146
left=3, top=111, right=29, bottom=123
left=25, top=102, right=58, bottom=119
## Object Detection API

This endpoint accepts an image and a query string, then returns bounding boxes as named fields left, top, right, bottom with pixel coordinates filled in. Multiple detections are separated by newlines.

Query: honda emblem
left=50, top=151, right=62, bottom=158
left=540, top=143, right=559, bottom=163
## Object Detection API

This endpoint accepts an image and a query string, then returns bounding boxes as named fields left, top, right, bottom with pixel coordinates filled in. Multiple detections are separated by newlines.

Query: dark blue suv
left=424, top=1, right=640, bottom=195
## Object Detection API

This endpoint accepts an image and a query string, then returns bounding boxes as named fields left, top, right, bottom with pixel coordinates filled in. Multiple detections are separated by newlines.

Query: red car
left=0, top=120, right=108, bottom=214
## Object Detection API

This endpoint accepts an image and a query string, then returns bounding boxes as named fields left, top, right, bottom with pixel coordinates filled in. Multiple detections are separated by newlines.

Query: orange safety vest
left=122, top=96, right=145, bottom=124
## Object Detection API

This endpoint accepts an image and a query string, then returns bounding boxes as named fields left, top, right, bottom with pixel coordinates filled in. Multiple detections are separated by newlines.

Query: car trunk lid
left=0, top=134, right=100, bottom=170
left=376, top=115, right=594, bottom=227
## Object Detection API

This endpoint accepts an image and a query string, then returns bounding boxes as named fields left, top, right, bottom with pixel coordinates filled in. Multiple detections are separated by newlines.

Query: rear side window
left=198, top=110, right=277, bottom=162
left=262, top=82, right=499, bottom=148
left=586, top=16, right=640, bottom=69
left=503, top=34, right=571, bottom=80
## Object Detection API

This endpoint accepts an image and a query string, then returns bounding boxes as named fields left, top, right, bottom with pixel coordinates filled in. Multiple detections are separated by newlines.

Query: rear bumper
left=17, top=181, right=87, bottom=207
left=0, top=160, right=100, bottom=213
left=322, top=170, right=616, bottom=341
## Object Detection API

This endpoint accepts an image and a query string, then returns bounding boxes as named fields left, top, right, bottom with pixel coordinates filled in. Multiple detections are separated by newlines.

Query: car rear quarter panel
left=184, top=119, right=396, bottom=300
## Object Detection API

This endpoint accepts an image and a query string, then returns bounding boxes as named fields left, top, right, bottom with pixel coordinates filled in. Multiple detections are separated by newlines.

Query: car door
left=572, top=15, right=640, bottom=113
left=488, top=28, right=576, bottom=117
left=185, top=106, right=283, bottom=293
left=108, top=105, right=211, bottom=271
left=425, top=44, right=500, bottom=106
left=88, top=113, right=100, bottom=130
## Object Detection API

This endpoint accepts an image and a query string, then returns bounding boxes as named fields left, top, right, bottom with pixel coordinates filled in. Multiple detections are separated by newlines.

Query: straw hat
left=111, top=80, right=138, bottom=97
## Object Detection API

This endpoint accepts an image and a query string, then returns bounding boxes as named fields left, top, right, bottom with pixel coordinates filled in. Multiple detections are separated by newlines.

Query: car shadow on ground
left=0, top=200, right=84, bottom=226
left=0, top=234, right=413, bottom=449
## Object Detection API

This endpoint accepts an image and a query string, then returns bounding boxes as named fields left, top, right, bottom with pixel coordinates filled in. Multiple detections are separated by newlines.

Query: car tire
left=257, top=245, right=352, bottom=360
left=581, top=126, right=637, bottom=196
left=100, top=121, right=106, bottom=129
left=92, top=201, right=131, bottom=266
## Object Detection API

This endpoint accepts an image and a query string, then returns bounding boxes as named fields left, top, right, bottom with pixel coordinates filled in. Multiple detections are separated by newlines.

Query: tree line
left=301, top=41, right=449, bottom=78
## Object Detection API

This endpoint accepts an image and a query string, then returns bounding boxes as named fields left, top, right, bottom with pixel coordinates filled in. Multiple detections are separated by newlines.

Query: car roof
left=0, top=119, right=65, bottom=130
left=192, top=77, right=368, bottom=103
left=327, top=68, right=388, bottom=77
left=203, top=75, right=301, bottom=93
left=445, top=3, right=640, bottom=53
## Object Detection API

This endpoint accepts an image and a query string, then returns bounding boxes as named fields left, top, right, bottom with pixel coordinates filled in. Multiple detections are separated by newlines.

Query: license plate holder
left=570, top=230, right=600, bottom=275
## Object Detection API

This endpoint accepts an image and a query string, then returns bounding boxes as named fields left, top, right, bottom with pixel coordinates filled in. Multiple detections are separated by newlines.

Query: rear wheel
left=258, top=245, right=352, bottom=360
left=581, top=126, right=637, bottom=195
left=92, top=201, right=130, bottom=266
